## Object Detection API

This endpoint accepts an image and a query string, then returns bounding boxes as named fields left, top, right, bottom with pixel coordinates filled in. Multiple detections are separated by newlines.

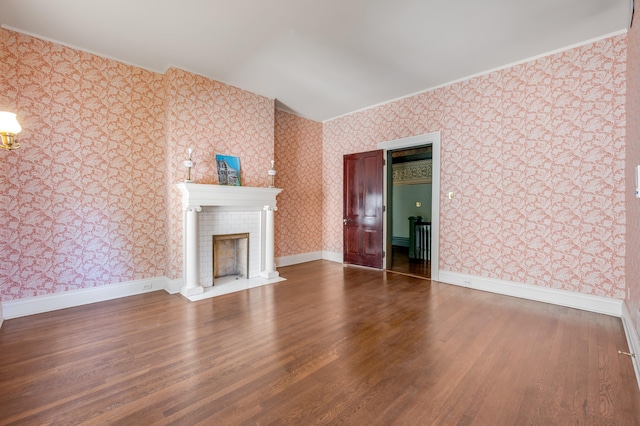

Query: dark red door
left=343, top=150, right=384, bottom=268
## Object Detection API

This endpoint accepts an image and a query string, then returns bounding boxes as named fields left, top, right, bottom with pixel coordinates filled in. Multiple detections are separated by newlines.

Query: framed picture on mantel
left=216, top=154, right=242, bottom=186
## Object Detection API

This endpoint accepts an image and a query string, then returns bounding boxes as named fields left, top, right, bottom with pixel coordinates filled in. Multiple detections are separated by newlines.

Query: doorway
left=388, top=146, right=432, bottom=278
left=378, top=132, right=441, bottom=282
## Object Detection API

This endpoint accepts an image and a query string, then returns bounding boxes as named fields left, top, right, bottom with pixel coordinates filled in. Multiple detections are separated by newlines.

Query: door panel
left=343, top=150, right=383, bottom=268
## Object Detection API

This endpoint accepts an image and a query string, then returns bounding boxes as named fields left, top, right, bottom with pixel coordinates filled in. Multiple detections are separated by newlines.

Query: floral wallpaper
left=0, top=29, right=167, bottom=301
left=324, top=34, right=627, bottom=299
left=163, top=68, right=275, bottom=279
left=626, top=20, right=640, bottom=327
left=0, top=29, right=277, bottom=300
left=0, top=26, right=633, bottom=305
left=274, top=109, right=323, bottom=258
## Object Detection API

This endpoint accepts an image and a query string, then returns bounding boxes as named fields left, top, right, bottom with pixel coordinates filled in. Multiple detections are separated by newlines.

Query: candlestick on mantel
left=184, top=148, right=195, bottom=182
left=268, top=160, right=276, bottom=187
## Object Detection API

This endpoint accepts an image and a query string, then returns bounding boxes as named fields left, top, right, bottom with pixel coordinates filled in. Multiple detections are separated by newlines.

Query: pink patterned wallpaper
left=0, top=27, right=633, bottom=304
left=626, top=21, right=640, bottom=326
left=1, top=29, right=278, bottom=299
left=164, top=68, right=275, bottom=279
left=274, top=109, right=323, bottom=258
left=0, top=29, right=167, bottom=301
left=324, top=35, right=627, bottom=299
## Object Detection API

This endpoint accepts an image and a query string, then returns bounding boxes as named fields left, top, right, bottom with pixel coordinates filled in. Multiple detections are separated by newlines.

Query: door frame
left=377, top=131, right=441, bottom=281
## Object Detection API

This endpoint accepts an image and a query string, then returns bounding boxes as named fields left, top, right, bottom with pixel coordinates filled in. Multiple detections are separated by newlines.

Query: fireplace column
left=260, top=205, right=279, bottom=279
left=181, top=206, right=204, bottom=296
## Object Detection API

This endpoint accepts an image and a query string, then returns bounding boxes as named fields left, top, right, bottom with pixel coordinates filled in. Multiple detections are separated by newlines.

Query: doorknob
left=343, top=218, right=347, bottom=225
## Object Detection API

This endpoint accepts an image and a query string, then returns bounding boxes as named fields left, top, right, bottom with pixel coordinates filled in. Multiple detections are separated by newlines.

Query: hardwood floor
left=1, top=260, right=639, bottom=424
left=389, top=245, right=431, bottom=278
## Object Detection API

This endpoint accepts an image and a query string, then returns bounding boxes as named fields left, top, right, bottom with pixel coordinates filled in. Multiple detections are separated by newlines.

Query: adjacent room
left=2, top=0, right=640, bottom=423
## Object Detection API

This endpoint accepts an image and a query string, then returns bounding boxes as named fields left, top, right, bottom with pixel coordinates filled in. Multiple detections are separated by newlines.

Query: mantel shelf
left=177, top=182, right=283, bottom=210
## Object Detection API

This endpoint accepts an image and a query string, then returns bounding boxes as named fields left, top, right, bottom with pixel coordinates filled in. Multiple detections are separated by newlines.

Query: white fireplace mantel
left=177, top=182, right=282, bottom=211
left=176, top=183, right=283, bottom=298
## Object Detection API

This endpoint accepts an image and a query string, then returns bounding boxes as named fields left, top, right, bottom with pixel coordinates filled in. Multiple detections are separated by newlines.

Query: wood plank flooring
left=389, top=245, right=431, bottom=278
left=1, top=260, right=639, bottom=424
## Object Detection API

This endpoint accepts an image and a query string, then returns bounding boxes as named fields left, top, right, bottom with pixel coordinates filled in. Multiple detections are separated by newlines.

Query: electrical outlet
left=464, top=280, right=472, bottom=286
left=143, top=283, right=152, bottom=290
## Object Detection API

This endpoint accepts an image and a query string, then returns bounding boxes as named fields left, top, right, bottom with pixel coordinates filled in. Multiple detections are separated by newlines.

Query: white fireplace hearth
left=177, top=183, right=284, bottom=301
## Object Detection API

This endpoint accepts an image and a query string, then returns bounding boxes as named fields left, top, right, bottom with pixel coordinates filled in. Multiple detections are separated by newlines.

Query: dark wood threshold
left=385, top=268, right=430, bottom=280
left=388, top=244, right=431, bottom=278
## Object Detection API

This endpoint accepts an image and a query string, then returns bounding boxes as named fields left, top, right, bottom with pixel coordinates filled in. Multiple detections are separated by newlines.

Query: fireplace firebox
left=213, top=233, right=249, bottom=282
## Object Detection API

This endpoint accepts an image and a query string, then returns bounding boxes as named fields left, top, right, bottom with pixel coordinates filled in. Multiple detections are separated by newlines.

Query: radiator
left=414, top=223, right=430, bottom=260
left=408, top=217, right=431, bottom=261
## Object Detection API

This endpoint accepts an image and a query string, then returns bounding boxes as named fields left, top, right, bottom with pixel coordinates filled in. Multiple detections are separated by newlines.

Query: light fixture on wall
left=0, top=111, right=22, bottom=150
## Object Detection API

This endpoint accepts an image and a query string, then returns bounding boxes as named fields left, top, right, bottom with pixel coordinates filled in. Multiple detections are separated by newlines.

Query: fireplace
left=197, top=209, right=261, bottom=287
left=213, top=233, right=249, bottom=281
left=177, top=183, right=283, bottom=300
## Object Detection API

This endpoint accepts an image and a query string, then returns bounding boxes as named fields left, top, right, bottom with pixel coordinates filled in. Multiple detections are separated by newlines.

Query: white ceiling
left=0, top=0, right=633, bottom=122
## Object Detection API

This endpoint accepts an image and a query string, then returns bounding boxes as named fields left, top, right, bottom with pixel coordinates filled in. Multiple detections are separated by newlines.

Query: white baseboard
left=438, top=270, right=623, bottom=317
left=621, top=302, right=640, bottom=392
left=322, top=251, right=343, bottom=263
left=277, top=251, right=323, bottom=267
left=2, top=276, right=172, bottom=320
left=165, top=277, right=183, bottom=294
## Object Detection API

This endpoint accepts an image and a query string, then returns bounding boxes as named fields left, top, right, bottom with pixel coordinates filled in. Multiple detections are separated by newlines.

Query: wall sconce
left=0, top=111, right=22, bottom=150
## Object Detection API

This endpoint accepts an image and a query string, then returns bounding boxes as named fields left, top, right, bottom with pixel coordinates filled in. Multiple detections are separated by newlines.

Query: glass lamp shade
left=0, top=112, right=22, bottom=134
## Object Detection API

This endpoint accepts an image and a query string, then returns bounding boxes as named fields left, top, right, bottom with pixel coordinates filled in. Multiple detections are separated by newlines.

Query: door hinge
left=383, top=158, right=386, bottom=166
left=383, top=251, right=386, bottom=258
left=383, top=205, right=386, bottom=212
